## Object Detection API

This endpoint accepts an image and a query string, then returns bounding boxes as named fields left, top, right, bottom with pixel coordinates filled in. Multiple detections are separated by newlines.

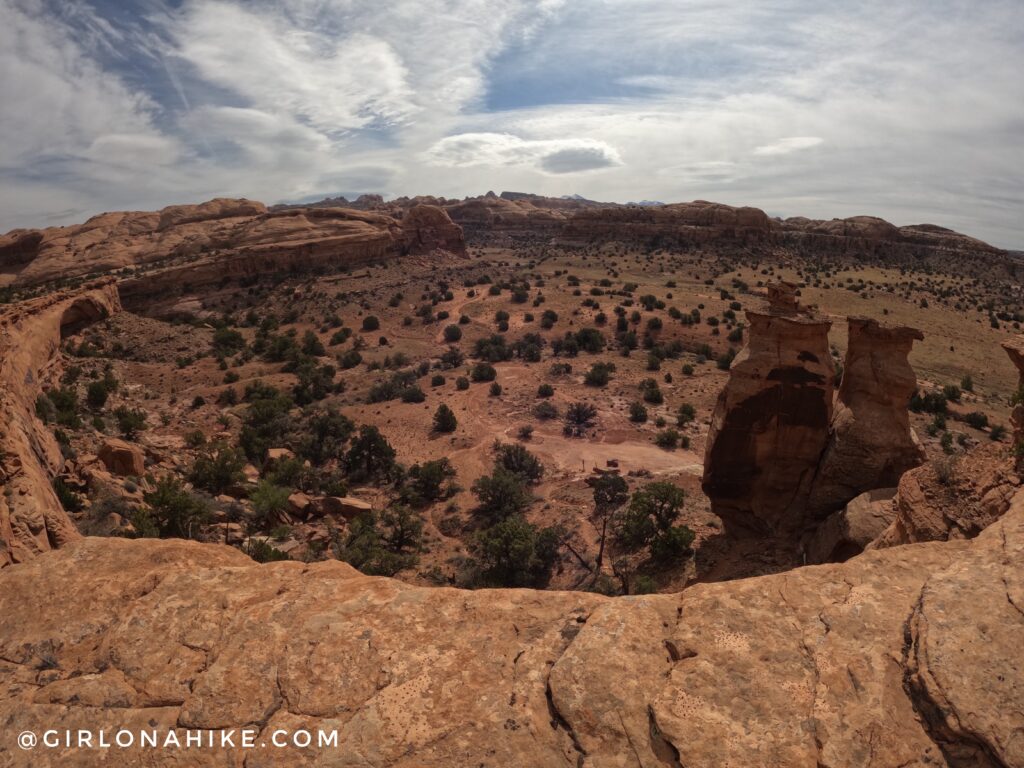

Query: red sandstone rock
left=702, top=301, right=835, bottom=536
left=97, top=439, right=146, bottom=477
left=0, top=281, right=120, bottom=567
left=806, top=317, right=925, bottom=516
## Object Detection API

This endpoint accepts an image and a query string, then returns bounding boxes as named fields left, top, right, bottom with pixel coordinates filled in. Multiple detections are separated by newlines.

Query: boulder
left=287, top=492, right=312, bottom=516
left=97, top=439, right=146, bottom=477
left=266, top=447, right=295, bottom=462
left=310, top=496, right=372, bottom=519
left=804, top=487, right=897, bottom=563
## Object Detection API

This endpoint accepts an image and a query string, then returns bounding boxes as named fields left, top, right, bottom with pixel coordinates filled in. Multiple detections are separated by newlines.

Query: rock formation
left=804, top=487, right=897, bottom=563
left=399, top=204, right=466, bottom=256
left=97, top=439, right=146, bottom=477
left=871, top=446, right=1020, bottom=548
left=1003, top=337, right=1024, bottom=469
left=702, top=297, right=835, bottom=536
left=1, top=493, right=1021, bottom=766
left=705, top=286, right=930, bottom=540
left=0, top=199, right=465, bottom=290
left=0, top=281, right=121, bottom=567
left=806, top=317, right=926, bottom=515
left=557, top=199, right=773, bottom=247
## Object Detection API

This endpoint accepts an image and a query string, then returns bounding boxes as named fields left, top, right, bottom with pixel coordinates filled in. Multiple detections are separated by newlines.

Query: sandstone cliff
left=0, top=281, right=121, bottom=566
left=1, top=200, right=464, bottom=289
left=0, top=493, right=1021, bottom=766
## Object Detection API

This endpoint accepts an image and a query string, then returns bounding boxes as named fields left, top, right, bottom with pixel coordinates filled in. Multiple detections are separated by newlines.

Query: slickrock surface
left=702, top=307, right=835, bottom=536
left=1, top=496, right=1022, bottom=767
left=0, top=281, right=120, bottom=567
left=1, top=199, right=464, bottom=289
left=807, top=318, right=926, bottom=515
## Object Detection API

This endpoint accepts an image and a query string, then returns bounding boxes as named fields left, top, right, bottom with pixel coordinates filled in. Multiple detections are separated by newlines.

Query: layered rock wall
left=1, top=200, right=465, bottom=289
left=0, top=281, right=121, bottom=566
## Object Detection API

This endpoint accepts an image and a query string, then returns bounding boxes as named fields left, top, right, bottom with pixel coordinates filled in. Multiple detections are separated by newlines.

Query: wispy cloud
left=753, top=137, right=824, bottom=156
left=0, top=0, right=1021, bottom=248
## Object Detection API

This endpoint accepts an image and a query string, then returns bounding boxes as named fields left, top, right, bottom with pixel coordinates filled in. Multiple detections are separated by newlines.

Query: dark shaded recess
left=0, top=231, right=42, bottom=267
left=797, top=350, right=820, bottom=363
left=702, top=367, right=830, bottom=528
left=59, top=297, right=109, bottom=338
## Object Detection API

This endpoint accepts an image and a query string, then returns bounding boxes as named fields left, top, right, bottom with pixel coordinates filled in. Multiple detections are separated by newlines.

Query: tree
left=471, top=468, right=532, bottom=524
left=344, top=425, right=397, bottom=483
left=564, top=401, right=598, bottom=437
left=250, top=480, right=291, bottom=523
left=433, top=403, right=458, bottom=433
left=335, top=510, right=419, bottom=576
left=142, top=477, right=211, bottom=540
left=188, top=444, right=246, bottom=494
left=471, top=362, right=497, bottom=382
left=406, top=458, right=457, bottom=504
left=616, top=481, right=694, bottom=563
left=443, top=324, right=463, bottom=342
left=591, top=473, right=629, bottom=572
left=213, top=327, right=245, bottom=356
left=113, top=406, right=147, bottom=439
left=629, top=402, right=648, bottom=423
left=471, top=515, right=563, bottom=588
left=86, top=380, right=110, bottom=409
left=301, top=330, right=326, bottom=356
left=493, top=441, right=544, bottom=483
left=361, top=315, right=380, bottom=331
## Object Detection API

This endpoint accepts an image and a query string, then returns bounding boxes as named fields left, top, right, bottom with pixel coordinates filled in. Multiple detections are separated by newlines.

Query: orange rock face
left=1, top=199, right=465, bottom=290
left=97, top=439, right=146, bottom=477
left=806, top=317, right=926, bottom=516
left=702, top=306, right=835, bottom=536
left=0, top=496, right=1021, bottom=766
left=0, top=281, right=121, bottom=567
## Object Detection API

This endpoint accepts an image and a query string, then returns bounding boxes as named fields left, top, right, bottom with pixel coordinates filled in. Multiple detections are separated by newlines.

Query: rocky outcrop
left=1003, top=337, right=1024, bottom=469
left=0, top=281, right=121, bottom=567
left=1, top=199, right=466, bottom=290
left=558, top=199, right=773, bottom=247
left=704, top=287, right=932, bottom=540
left=871, top=447, right=1020, bottom=548
left=702, top=303, right=835, bottom=536
left=804, top=487, right=897, bottom=563
left=806, top=318, right=925, bottom=515
left=399, top=204, right=466, bottom=256
left=1, top=493, right=1021, bottom=766
left=97, top=439, right=146, bottom=477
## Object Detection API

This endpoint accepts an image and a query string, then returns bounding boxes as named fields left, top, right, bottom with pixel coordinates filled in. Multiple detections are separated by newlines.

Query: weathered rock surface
left=0, top=281, right=120, bottom=567
left=1, top=495, right=1022, bottom=766
left=558, top=199, right=773, bottom=246
left=872, top=448, right=1020, bottom=548
left=400, top=204, right=467, bottom=256
left=805, top=487, right=897, bottom=563
left=702, top=305, right=835, bottom=536
left=807, top=317, right=926, bottom=515
left=97, top=439, right=146, bottom=477
left=1, top=199, right=465, bottom=291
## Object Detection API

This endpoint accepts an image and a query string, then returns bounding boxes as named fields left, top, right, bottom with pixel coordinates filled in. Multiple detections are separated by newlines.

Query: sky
left=1, top=0, right=1022, bottom=248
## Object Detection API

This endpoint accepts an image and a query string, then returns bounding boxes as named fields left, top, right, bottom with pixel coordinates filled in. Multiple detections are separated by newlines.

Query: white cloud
left=425, top=133, right=621, bottom=174
left=753, top=137, right=824, bottom=156
left=0, top=0, right=1022, bottom=249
